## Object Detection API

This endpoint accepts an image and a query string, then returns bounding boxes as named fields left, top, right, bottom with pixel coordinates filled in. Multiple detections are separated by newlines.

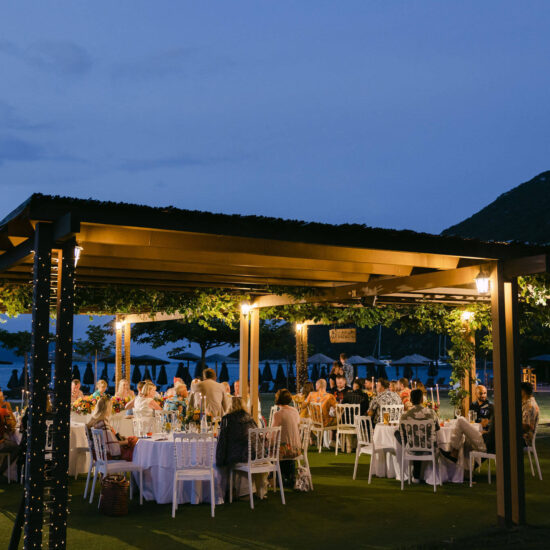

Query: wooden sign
left=329, top=328, right=356, bottom=343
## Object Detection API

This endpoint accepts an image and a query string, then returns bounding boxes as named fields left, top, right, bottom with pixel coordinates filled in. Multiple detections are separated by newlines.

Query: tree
left=0, top=329, right=32, bottom=392
left=132, top=319, right=240, bottom=378
left=74, top=325, right=113, bottom=385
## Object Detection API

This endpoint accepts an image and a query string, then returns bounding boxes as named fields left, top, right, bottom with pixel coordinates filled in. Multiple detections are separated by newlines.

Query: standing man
left=340, top=353, right=354, bottom=388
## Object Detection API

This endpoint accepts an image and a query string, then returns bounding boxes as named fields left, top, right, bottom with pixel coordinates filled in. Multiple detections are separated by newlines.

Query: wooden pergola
left=1, top=194, right=549, bottom=548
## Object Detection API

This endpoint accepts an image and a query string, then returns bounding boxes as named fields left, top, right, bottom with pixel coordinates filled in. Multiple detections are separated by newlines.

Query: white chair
left=280, top=419, right=314, bottom=489
left=229, top=426, right=285, bottom=510
left=132, top=411, right=161, bottom=437
left=172, top=432, right=216, bottom=518
left=308, top=402, right=337, bottom=453
left=525, top=426, right=542, bottom=480
left=469, top=451, right=496, bottom=487
left=82, top=427, right=96, bottom=498
left=379, top=404, right=404, bottom=425
left=399, top=419, right=440, bottom=492
left=89, top=428, right=144, bottom=507
left=268, top=405, right=279, bottom=427
left=353, top=416, right=375, bottom=482
left=335, top=404, right=360, bottom=455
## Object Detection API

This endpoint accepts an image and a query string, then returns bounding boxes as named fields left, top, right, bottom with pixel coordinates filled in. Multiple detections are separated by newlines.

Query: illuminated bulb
left=240, top=303, right=252, bottom=315
left=475, top=269, right=490, bottom=294
left=296, top=323, right=303, bottom=332
left=115, top=320, right=125, bottom=330
left=461, top=311, right=473, bottom=322
left=74, top=246, right=83, bottom=267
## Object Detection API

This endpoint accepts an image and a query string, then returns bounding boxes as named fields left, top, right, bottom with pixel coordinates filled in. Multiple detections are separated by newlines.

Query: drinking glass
left=383, top=412, right=390, bottom=425
left=468, top=410, right=477, bottom=424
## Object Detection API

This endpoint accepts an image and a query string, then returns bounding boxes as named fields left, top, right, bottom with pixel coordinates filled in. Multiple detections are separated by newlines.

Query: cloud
left=118, top=153, right=209, bottom=172
left=0, top=40, right=92, bottom=76
left=0, top=101, right=52, bottom=131
left=0, top=137, right=43, bottom=165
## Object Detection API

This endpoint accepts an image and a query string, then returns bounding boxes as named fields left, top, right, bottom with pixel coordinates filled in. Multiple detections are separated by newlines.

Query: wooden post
left=461, top=326, right=475, bottom=416
left=491, top=263, right=525, bottom=526
left=295, top=323, right=309, bottom=391
left=49, top=241, right=75, bottom=550
left=250, top=308, right=260, bottom=422
left=24, top=223, right=53, bottom=549
left=115, top=317, right=123, bottom=388
left=124, top=322, right=131, bottom=383
left=239, top=311, right=249, bottom=402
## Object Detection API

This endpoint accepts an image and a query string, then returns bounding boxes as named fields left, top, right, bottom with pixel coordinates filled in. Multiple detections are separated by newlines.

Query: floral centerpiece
left=154, top=395, right=167, bottom=407
left=184, top=408, right=212, bottom=427
left=426, top=400, right=440, bottom=414
left=111, top=396, right=131, bottom=414
left=71, top=396, right=96, bottom=415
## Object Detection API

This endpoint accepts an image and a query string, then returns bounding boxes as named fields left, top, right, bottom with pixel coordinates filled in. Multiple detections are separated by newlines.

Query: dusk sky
left=1, top=2, right=550, bottom=350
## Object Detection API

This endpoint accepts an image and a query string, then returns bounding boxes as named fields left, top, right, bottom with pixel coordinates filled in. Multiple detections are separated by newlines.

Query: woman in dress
left=272, top=389, right=301, bottom=487
left=87, top=396, right=137, bottom=461
left=133, top=381, right=162, bottom=416
left=295, top=380, right=314, bottom=418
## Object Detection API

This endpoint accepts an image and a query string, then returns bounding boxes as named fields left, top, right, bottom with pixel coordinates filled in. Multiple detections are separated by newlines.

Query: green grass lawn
left=1, top=393, right=549, bottom=549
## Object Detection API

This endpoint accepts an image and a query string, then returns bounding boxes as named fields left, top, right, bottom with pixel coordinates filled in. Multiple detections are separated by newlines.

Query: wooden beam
left=52, top=212, right=80, bottom=243
left=79, top=223, right=464, bottom=270
left=0, top=236, right=33, bottom=273
left=239, top=312, right=249, bottom=403
left=249, top=308, right=260, bottom=422
left=253, top=264, right=492, bottom=308
left=503, top=254, right=550, bottom=279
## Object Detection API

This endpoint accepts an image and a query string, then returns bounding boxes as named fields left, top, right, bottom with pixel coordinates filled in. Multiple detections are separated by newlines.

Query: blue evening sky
left=1, top=1, right=549, bottom=354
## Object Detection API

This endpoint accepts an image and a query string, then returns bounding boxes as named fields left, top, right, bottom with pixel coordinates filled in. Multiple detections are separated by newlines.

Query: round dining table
left=371, top=420, right=467, bottom=484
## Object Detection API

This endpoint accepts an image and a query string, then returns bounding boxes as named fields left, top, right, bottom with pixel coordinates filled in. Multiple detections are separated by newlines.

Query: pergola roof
left=0, top=193, right=548, bottom=308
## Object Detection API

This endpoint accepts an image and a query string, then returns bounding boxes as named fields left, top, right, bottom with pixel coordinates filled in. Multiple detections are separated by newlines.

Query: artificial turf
left=1, top=394, right=549, bottom=549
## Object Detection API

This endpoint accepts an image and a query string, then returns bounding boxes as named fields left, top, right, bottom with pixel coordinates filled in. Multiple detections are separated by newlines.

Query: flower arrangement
left=154, top=395, right=167, bottom=407
left=426, top=400, right=440, bottom=413
left=111, top=396, right=130, bottom=414
left=184, top=408, right=212, bottom=426
left=71, top=396, right=96, bottom=415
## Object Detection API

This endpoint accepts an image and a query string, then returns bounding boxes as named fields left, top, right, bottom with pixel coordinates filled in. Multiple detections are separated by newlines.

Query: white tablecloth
left=132, top=436, right=225, bottom=505
left=371, top=422, right=466, bottom=484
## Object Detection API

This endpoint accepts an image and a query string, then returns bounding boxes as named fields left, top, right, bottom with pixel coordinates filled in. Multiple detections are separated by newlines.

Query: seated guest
left=216, top=397, right=268, bottom=498
left=367, top=378, right=402, bottom=423
left=304, top=379, right=337, bottom=426
left=115, top=378, right=135, bottom=401
left=397, top=389, right=440, bottom=482
left=124, top=381, right=145, bottom=410
left=397, top=378, right=411, bottom=410
left=521, top=382, right=539, bottom=446
left=92, top=379, right=109, bottom=399
left=71, top=379, right=84, bottom=403
left=222, top=381, right=231, bottom=394
left=331, top=374, right=351, bottom=404
left=272, top=389, right=301, bottom=487
left=191, top=369, right=231, bottom=418
left=164, top=383, right=187, bottom=415
left=328, top=362, right=344, bottom=390
left=165, top=377, right=187, bottom=399
left=389, top=380, right=398, bottom=393
left=364, top=378, right=375, bottom=396
left=87, top=396, right=136, bottom=461
left=470, top=385, right=493, bottom=423
left=343, top=378, right=369, bottom=415
left=133, top=381, right=162, bottom=416
left=143, top=379, right=161, bottom=398
left=0, top=387, right=18, bottom=479
left=295, top=380, right=314, bottom=418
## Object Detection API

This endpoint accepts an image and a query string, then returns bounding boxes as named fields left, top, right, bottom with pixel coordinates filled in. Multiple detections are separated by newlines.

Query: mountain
left=442, top=171, right=550, bottom=244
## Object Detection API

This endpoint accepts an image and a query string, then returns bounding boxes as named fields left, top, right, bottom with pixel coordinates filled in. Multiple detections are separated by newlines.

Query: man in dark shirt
left=470, top=385, right=494, bottom=424
left=343, top=378, right=369, bottom=415
left=331, top=375, right=351, bottom=404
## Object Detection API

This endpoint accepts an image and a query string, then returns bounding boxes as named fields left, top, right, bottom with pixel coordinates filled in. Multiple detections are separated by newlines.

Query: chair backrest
left=308, top=402, right=324, bottom=429
left=268, top=405, right=279, bottom=427
left=173, top=432, right=215, bottom=471
left=247, top=427, right=281, bottom=465
left=90, top=428, right=109, bottom=464
left=133, top=410, right=162, bottom=436
left=355, top=415, right=373, bottom=446
left=45, top=419, right=54, bottom=453
left=336, top=404, right=360, bottom=429
left=399, top=419, right=436, bottom=453
left=379, top=404, right=404, bottom=424
left=299, top=419, right=312, bottom=455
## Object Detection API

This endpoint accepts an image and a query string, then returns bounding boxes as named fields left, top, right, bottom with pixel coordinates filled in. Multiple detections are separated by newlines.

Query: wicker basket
left=99, top=474, right=129, bottom=516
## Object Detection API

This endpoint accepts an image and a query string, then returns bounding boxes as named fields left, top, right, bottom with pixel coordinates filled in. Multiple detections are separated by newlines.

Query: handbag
left=294, top=466, right=312, bottom=492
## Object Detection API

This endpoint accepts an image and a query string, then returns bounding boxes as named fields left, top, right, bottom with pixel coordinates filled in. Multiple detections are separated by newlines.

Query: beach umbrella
left=71, top=364, right=81, bottom=381
left=143, top=367, right=153, bottom=381
left=392, top=354, right=431, bottom=366
left=366, top=364, right=377, bottom=379
left=427, top=362, right=438, bottom=377
left=219, top=362, right=230, bottom=383
left=262, top=362, right=273, bottom=382
left=99, top=364, right=109, bottom=382
left=18, top=369, right=25, bottom=386
left=182, top=366, right=192, bottom=386
left=347, top=355, right=371, bottom=365
left=274, top=364, right=286, bottom=390
left=320, top=365, right=328, bottom=379
left=169, top=351, right=200, bottom=367
left=205, top=353, right=228, bottom=376
left=376, top=363, right=388, bottom=379
left=310, top=364, right=320, bottom=380
left=403, top=365, right=414, bottom=380
left=83, top=363, right=95, bottom=385
left=193, top=361, right=204, bottom=379
left=157, top=365, right=168, bottom=387
left=131, top=365, right=142, bottom=385
left=307, top=353, right=335, bottom=364
left=7, top=369, right=19, bottom=389
left=175, top=362, right=186, bottom=379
